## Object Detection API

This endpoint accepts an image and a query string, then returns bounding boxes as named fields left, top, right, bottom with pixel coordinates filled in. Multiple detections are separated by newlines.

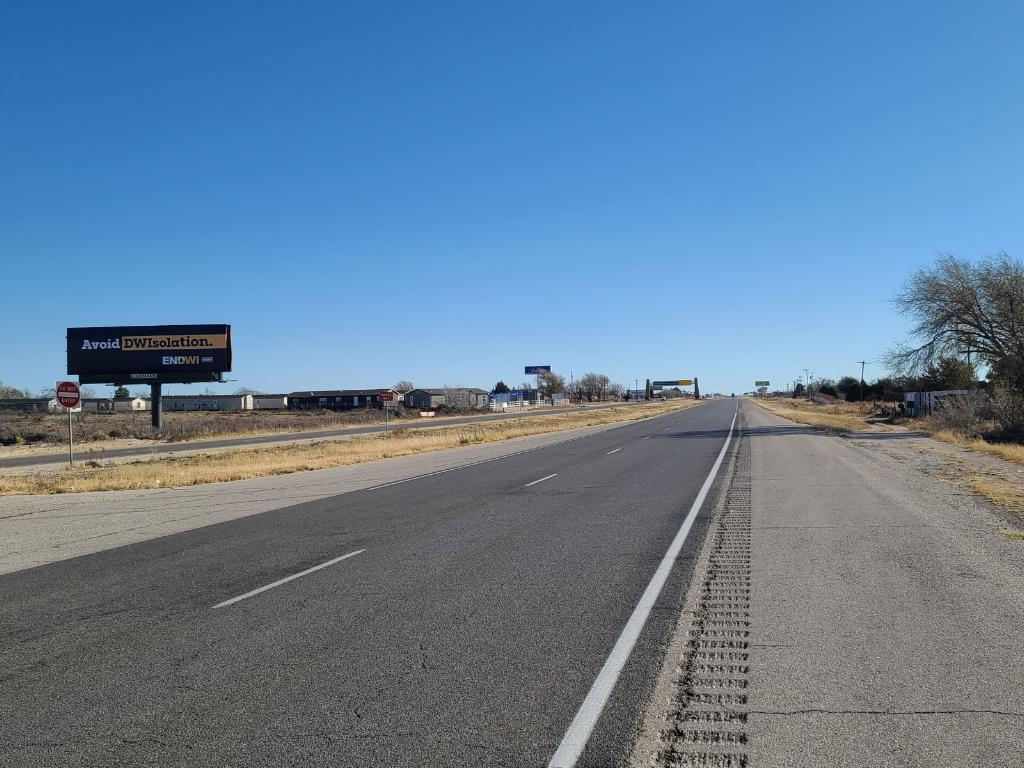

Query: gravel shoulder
left=632, top=399, right=1024, bottom=767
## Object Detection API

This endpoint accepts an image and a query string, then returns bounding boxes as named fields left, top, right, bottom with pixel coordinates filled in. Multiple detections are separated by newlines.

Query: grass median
left=0, top=400, right=702, bottom=495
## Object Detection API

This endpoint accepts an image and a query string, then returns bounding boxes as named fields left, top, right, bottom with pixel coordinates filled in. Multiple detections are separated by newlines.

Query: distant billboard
left=754, top=380, right=770, bottom=386
left=524, top=365, right=551, bottom=375
left=67, top=324, right=232, bottom=385
left=653, top=379, right=692, bottom=387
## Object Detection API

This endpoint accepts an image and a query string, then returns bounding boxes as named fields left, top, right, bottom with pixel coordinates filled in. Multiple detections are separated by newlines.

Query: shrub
left=929, top=392, right=989, bottom=436
left=992, top=386, right=1024, bottom=436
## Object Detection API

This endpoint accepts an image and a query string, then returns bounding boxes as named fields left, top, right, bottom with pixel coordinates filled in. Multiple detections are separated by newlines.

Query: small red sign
left=379, top=391, right=396, bottom=402
left=56, top=381, right=81, bottom=409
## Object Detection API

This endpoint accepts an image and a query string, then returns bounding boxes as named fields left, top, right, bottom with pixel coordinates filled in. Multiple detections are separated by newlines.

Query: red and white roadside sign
left=56, top=381, right=81, bottom=409
left=379, top=390, right=396, bottom=403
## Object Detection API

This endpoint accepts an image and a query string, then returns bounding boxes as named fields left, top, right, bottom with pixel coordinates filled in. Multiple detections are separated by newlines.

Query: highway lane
left=0, top=402, right=638, bottom=470
left=0, top=398, right=738, bottom=767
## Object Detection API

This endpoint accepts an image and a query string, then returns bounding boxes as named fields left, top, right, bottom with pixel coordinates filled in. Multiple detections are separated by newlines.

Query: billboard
left=653, top=379, right=692, bottom=387
left=754, top=380, right=770, bottom=386
left=524, top=365, right=551, bottom=374
left=67, top=324, right=232, bottom=385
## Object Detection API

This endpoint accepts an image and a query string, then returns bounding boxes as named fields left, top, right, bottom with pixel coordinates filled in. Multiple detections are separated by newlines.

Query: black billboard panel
left=68, top=324, right=231, bottom=384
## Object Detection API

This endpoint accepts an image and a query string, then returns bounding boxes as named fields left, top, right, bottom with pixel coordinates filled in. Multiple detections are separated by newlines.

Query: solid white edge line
left=605, top=448, right=621, bottom=454
left=547, top=405, right=739, bottom=768
left=525, top=473, right=558, bottom=487
left=212, top=549, right=366, bottom=609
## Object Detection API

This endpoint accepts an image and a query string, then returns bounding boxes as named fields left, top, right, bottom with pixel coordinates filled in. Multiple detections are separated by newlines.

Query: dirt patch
left=850, top=434, right=1024, bottom=519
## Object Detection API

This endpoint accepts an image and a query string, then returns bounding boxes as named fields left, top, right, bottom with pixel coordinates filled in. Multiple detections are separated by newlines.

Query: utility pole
left=803, top=369, right=812, bottom=396
left=858, top=360, right=867, bottom=402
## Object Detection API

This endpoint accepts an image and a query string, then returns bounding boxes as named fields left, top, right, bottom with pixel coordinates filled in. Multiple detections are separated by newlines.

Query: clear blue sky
left=3, top=2, right=1023, bottom=396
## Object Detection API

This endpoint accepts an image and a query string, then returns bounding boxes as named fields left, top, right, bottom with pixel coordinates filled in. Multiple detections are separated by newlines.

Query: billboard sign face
left=653, top=379, right=692, bottom=387
left=524, top=365, right=551, bottom=375
left=755, top=380, right=770, bottom=386
left=67, top=324, right=231, bottom=385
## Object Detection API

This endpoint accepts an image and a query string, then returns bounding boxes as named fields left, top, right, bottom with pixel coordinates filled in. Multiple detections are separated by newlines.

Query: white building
left=251, top=394, right=288, bottom=410
left=113, top=397, right=150, bottom=412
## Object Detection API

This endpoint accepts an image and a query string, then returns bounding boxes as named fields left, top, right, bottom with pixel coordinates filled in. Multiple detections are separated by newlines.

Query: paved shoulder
left=638, top=399, right=1024, bottom=767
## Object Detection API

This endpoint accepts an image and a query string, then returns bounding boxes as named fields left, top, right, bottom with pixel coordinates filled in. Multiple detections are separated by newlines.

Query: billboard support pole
left=151, top=383, right=163, bottom=430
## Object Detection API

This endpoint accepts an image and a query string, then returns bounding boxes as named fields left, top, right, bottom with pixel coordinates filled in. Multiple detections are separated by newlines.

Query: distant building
left=0, top=398, right=54, bottom=413
left=287, top=390, right=393, bottom=411
left=490, top=389, right=538, bottom=405
left=905, top=389, right=971, bottom=418
left=405, top=388, right=489, bottom=409
left=162, top=394, right=252, bottom=412
left=251, top=394, right=288, bottom=410
left=80, top=398, right=115, bottom=413
left=113, top=397, right=150, bottom=412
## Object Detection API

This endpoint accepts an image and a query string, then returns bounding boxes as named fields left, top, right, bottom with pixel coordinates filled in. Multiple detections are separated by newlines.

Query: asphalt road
left=0, top=402, right=637, bottom=470
left=0, top=398, right=738, bottom=767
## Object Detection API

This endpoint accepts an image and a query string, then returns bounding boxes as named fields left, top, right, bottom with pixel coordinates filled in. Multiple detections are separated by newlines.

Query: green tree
left=113, top=385, right=131, bottom=400
left=793, top=382, right=805, bottom=398
left=923, top=356, right=976, bottom=390
left=492, top=381, right=510, bottom=394
left=835, top=376, right=861, bottom=401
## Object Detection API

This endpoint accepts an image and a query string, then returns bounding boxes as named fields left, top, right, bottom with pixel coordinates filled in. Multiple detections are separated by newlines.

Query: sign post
left=525, top=366, right=551, bottom=403
left=56, top=381, right=81, bottom=468
left=380, top=390, right=396, bottom=435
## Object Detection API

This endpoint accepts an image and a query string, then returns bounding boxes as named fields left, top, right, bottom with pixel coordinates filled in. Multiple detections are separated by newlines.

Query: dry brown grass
left=929, top=430, right=1024, bottom=467
left=1000, top=529, right=1024, bottom=541
left=0, top=406, right=449, bottom=448
left=0, top=400, right=700, bottom=495
left=964, top=475, right=1024, bottom=517
left=751, top=398, right=884, bottom=433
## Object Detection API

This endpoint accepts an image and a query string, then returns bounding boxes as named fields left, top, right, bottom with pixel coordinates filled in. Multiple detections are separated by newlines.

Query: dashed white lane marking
left=605, top=448, right=621, bottom=454
left=547, top=405, right=738, bottom=768
left=663, top=427, right=671, bottom=431
left=525, top=473, right=558, bottom=487
left=642, top=436, right=651, bottom=440
left=212, top=549, right=366, bottom=608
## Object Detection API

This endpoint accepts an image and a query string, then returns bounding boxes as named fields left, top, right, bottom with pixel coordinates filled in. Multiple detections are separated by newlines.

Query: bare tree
left=537, top=371, right=566, bottom=399
left=393, top=380, right=415, bottom=394
left=888, top=253, right=1024, bottom=388
left=0, top=381, right=27, bottom=398
left=234, top=387, right=264, bottom=395
left=577, top=372, right=611, bottom=401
